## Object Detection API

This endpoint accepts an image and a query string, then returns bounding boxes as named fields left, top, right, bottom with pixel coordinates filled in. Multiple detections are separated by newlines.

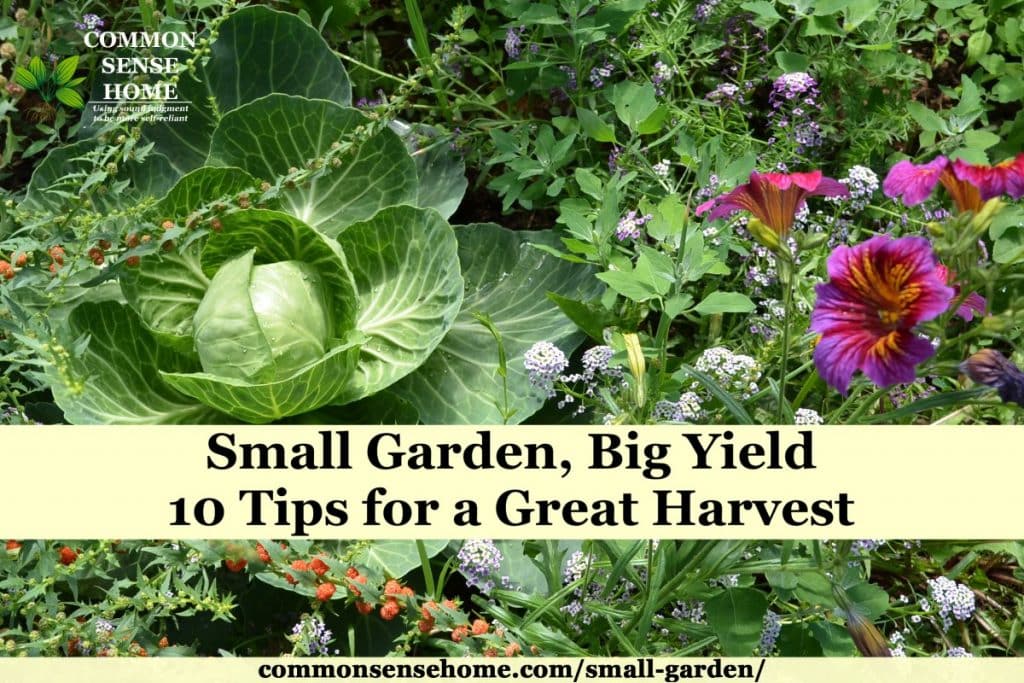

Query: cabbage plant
left=16, top=7, right=598, bottom=424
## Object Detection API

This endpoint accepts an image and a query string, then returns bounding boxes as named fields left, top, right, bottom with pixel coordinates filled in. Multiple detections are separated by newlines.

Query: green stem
left=415, top=540, right=436, bottom=597
left=404, top=0, right=452, bottom=122
left=775, top=253, right=796, bottom=423
left=842, top=386, right=890, bottom=424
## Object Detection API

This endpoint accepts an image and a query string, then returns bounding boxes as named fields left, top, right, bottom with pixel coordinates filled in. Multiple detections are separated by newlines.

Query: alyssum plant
left=0, top=6, right=597, bottom=424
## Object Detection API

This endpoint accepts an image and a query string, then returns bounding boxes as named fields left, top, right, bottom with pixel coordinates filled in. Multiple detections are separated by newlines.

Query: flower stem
left=776, top=252, right=796, bottom=423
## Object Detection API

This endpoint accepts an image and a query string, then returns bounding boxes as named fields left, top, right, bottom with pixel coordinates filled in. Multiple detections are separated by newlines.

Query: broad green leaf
left=597, top=269, right=662, bottom=301
left=387, top=224, right=601, bottom=424
left=577, top=108, right=617, bottom=143
left=694, top=291, right=755, bottom=314
left=209, top=95, right=417, bottom=233
left=54, top=87, right=85, bottom=109
left=809, top=621, right=858, bottom=656
left=349, top=540, right=448, bottom=578
left=295, top=393, right=420, bottom=424
left=963, top=129, right=1001, bottom=151
left=610, top=81, right=658, bottom=131
left=490, top=540, right=549, bottom=595
left=741, top=1, right=783, bottom=26
left=775, top=52, right=810, bottom=72
left=332, top=205, right=463, bottom=405
left=207, top=5, right=351, bottom=111
left=53, top=55, right=79, bottom=86
left=906, top=101, right=947, bottom=133
left=155, top=166, right=260, bottom=219
left=161, top=338, right=361, bottom=423
left=21, top=140, right=176, bottom=214
left=840, top=582, right=890, bottom=621
left=547, top=292, right=615, bottom=342
left=49, top=301, right=225, bottom=424
left=993, top=226, right=1024, bottom=264
left=705, top=588, right=770, bottom=655
left=94, top=6, right=354, bottom=175
left=778, top=623, right=824, bottom=656
left=637, top=105, right=668, bottom=135
left=120, top=242, right=210, bottom=355
left=390, top=121, right=467, bottom=220
left=803, top=14, right=844, bottom=36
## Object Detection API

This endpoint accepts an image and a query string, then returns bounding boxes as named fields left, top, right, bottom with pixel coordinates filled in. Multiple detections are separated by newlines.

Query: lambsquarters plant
left=1, top=6, right=597, bottom=424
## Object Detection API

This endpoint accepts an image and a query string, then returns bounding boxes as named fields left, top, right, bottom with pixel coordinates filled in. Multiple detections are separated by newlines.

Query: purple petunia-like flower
left=810, top=235, right=954, bottom=394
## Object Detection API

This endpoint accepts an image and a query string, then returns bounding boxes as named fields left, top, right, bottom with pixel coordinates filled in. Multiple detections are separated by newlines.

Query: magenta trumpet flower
left=696, top=170, right=848, bottom=237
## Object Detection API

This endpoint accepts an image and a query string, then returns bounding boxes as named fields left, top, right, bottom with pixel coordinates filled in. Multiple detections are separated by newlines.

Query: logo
left=13, top=55, right=86, bottom=112
left=80, top=19, right=192, bottom=125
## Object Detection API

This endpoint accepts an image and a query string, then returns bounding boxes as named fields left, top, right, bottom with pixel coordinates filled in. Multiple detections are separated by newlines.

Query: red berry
left=255, top=543, right=270, bottom=563
left=161, top=239, right=175, bottom=252
left=98, top=240, right=112, bottom=250
left=310, top=558, right=329, bottom=576
left=126, top=256, right=140, bottom=268
left=58, top=546, right=78, bottom=565
left=210, top=218, right=223, bottom=232
left=13, top=252, right=27, bottom=267
left=451, top=624, right=469, bottom=642
left=384, top=579, right=403, bottom=596
left=158, top=636, right=169, bottom=648
left=5, top=540, right=21, bottom=551
left=316, top=582, right=336, bottom=601
left=161, top=220, right=175, bottom=230
left=126, top=233, right=139, bottom=248
left=355, top=601, right=374, bottom=615
left=505, top=642, right=521, bottom=657
left=291, top=559, right=309, bottom=572
left=380, top=598, right=400, bottom=621
left=472, top=619, right=489, bottom=635
left=345, top=566, right=360, bottom=579
left=88, top=247, right=104, bottom=260
left=418, top=619, right=433, bottom=633
left=224, top=558, right=247, bottom=572
left=284, top=573, right=298, bottom=585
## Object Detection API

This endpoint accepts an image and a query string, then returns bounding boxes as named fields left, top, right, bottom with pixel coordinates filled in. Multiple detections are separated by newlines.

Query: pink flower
left=881, top=157, right=951, bottom=206
left=883, top=153, right=1024, bottom=213
left=696, top=170, right=848, bottom=237
left=883, top=156, right=985, bottom=213
left=952, top=153, right=1024, bottom=200
left=810, top=236, right=954, bottom=394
